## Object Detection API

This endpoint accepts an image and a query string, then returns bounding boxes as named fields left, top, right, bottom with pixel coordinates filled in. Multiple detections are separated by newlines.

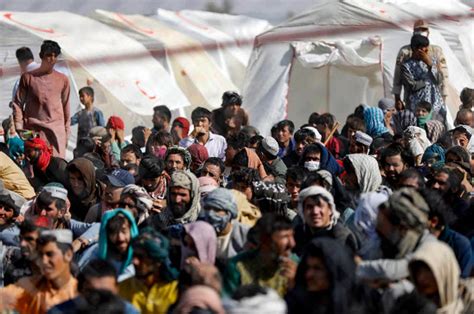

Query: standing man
left=393, top=20, right=448, bottom=110
left=152, top=105, right=172, bottom=133
left=179, top=107, right=227, bottom=160
left=12, top=40, right=70, bottom=158
left=400, top=35, right=445, bottom=115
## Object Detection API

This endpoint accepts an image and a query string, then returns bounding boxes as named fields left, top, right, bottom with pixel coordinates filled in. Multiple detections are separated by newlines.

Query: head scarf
left=354, top=190, right=390, bottom=244
left=294, top=238, right=356, bottom=314
left=425, top=120, right=445, bottom=143
left=297, top=186, right=339, bottom=229
left=187, top=143, right=209, bottom=168
left=174, top=285, right=225, bottom=314
left=384, top=188, right=429, bottom=232
left=422, top=144, right=445, bottom=169
left=446, top=145, right=470, bottom=163
left=167, top=170, right=201, bottom=224
left=132, top=227, right=179, bottom=281
left=364, top=107, right=389, bottom=137
left=409, top=241, right=461, bottom=313
left=378, top=98, right=395, bottom=113
left=346, top=154, right=382, bottom=193
left=121, top=184, right=153, bottom=225
left=393, top=110, right=417, bottom=135
left=67, top=158, right=99, bottom=210
left=301, top=143, right=343, bottom=176
left=404, top=126, right=431, bottom=157
left=173, top=117, right=190, bottom=137
left=25, top=137, right=52, bottom=172
left=98, top=208, right=139, bottom=274
left=107, top=116, right=125, bottom=130
left=203, top=188, right=237, bottom=219
left=225, top=287, right=287, bottom=314
left=198, top=176, right=219, bottom=195
left=243, top=147, right=267, bottom=179
left=181, top=221, right=217, bottom=268
left=417, top=110, right=433, bottom=129
left=165, top=146, right=192, bottom=169
left=7, top=136, right=24, bottom=159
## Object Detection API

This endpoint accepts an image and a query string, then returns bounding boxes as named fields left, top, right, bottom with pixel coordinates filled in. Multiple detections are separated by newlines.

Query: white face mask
left=304, top=161, right=320, bottom=171
left=414, top=31, right=429, bottom=38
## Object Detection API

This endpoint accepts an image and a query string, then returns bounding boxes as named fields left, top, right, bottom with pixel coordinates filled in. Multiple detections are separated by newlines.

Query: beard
left=171, top=202, right=191, bottom=218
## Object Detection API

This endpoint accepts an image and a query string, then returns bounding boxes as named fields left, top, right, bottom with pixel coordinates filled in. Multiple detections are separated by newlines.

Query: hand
left=151, top=198, right=166, bottom=214
left=418, top=49, right=432, bottom=67
left=143, top=127, right=152, bottom=143
left=279, top=256, right=297, bottom=289
left=72, top=238, right=88, bottom=253
left=116, top=129, right=125, bottom=143
left=108, top=128, right=116, bottom=141
left=194, top=126, right=205, bottom=136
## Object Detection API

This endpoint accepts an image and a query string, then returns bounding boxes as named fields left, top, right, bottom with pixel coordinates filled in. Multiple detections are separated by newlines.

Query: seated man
left=200, top=188, right=249, bottom=262
left=24, top=138, right=68, bottom=191
left=2, top=220, right=41, bottom=287
left=0, top=229, right=77, bottom=313
left=293, top=186, right=358, bottom=255
left=85, top=169, right=135, bottom=223
left=78, top=209, right=139, bottom=282
left=49, top=259, right=138, bottom=314
left=0, top=186, right=26, bottom=246
left=349, top=131, right=372, bottom=154
left=153, top=170, right=201, bottom=230
left=119, top=228, right=179, bottom=314
left=257, top=136, right=287, bottom=185
left=224, top=214, right=298, bottom=297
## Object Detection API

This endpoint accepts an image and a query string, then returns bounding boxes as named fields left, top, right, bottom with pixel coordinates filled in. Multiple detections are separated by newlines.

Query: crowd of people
left=0, top=19, right=473, bottom=314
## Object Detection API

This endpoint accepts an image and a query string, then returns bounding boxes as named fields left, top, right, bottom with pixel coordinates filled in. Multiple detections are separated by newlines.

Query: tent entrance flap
left=287, top=39, right=384, bottom=128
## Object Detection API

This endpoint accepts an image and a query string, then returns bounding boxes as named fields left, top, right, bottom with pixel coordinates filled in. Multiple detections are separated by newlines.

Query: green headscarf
left=132, top=227, right=179, bottom=281
left=417, top=111, right=433, bottom=129
left=98, top=208, right=139, bottom=274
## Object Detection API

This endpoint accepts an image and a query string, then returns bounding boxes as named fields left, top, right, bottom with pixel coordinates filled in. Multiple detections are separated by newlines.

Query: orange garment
left=12, top=69, right=71, bottom=158
left=244, top=147, right=267, bottom=179
left=0, top=275, right=77, bottom=314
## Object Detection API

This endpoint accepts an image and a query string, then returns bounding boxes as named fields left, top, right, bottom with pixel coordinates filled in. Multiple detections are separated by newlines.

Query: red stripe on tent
left=3, top=13, right=54, bottom=33
left=135, top=80, right=157, bottom=100
left=175, top=11, right=209, bottom=31
left=115, top=13, right=154, bottom=35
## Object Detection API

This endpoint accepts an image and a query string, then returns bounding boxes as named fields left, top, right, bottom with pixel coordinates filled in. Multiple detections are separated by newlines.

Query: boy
left=71, top=87, right=105, bottom=144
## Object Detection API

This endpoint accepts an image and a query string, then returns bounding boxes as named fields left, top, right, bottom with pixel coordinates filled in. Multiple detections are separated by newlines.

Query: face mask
left=304, top=161, right=320, bottom=171
left=152, top=146, right=167, bottom=159
left=414, top=31, right=429, bottom=38
left=202, top=210, right=230, bottom=234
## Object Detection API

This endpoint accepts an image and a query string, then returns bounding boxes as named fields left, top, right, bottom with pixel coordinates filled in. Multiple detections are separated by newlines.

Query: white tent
left=0, top=10, right=271, bottom=156
left=242, top=0, right=473, bottom=135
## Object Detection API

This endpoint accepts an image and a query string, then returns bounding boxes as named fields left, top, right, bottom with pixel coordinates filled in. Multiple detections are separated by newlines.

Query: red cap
left=107, top=116, right=125, bottom=130
left=173, top=117, right=190, bottom=136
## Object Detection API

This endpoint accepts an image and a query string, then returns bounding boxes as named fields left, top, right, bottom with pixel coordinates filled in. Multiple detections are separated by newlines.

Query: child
left=71, top=86, right=105, bottom=143
left=415, top=100, right=445, bottom=143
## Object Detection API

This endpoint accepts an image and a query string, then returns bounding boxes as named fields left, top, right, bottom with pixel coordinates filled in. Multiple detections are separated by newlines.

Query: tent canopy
left=242, top=0, right=473, bottom=134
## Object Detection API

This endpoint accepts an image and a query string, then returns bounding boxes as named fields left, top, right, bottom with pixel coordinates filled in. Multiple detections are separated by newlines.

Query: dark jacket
left=439, top=226, right=473, bottom=278
left=30, top=156, right=68, bottom=191
left=286, top=238, right=378, bottom=314
left=293, top=221, right=358, bottom=256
